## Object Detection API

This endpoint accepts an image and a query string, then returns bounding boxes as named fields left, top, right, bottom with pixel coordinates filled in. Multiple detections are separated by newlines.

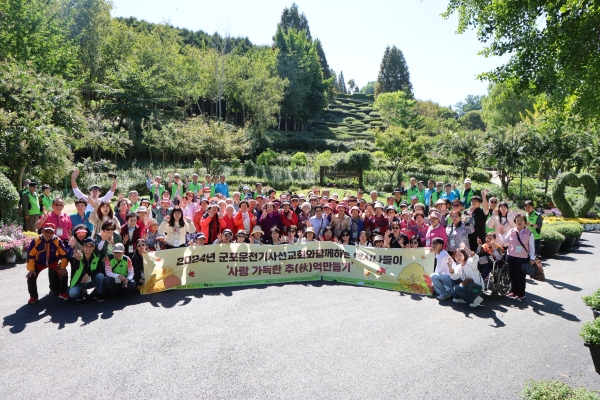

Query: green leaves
left=375, top=45, right=413, bottom=97
left=374, top=90, right=421, bottom=129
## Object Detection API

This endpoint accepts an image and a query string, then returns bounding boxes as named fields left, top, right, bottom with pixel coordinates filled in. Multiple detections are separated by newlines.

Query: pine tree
left=375, top=45, right=413, bottom=97
left=339, top=71, right=346, bottom=94
left=276, top=3, right=311, bottom=40
left=314, top=38, right=331, bottom=80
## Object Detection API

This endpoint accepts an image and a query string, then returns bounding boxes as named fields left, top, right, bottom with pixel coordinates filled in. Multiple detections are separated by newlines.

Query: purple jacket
left=259, top=212, right=283, bottom=235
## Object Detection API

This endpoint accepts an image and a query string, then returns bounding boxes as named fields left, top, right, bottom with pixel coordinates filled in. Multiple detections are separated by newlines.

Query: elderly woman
left=446, top=210, right=474, bottom=254
left=259, top=201, right=282, bottom=236
left=297, top=202, right=312, bottom=232
left=448, top=244, right=484, bottom=307
left=424, top=211, right=448, bottom=249
left=387, top=221, right=409, bottom=248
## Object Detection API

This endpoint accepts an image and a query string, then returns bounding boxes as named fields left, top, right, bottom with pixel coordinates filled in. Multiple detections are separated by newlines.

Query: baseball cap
left=42, top=223, right=55, bottom=232
left=113, top=243, right=125, bottom=253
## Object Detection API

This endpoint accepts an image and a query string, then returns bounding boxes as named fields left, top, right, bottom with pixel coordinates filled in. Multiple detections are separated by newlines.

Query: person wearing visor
left=214, top=228, right=234, bottom=245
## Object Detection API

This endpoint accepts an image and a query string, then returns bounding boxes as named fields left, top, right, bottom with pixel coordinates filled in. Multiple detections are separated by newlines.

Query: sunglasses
left=224, top=234, right=232, bottom=238
left=490, top=201, right=498, bottom=204
left=342, top=234, right=350, bottom=237
left=289, top=231, right=296, bottom=234
left=392, top=227, right=399, bottom=230
left=452, top=203, right=461, bottom=207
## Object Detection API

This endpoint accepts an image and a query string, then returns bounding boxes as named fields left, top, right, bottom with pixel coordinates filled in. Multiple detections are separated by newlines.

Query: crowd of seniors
left=18, top=172, right=545, bottom=307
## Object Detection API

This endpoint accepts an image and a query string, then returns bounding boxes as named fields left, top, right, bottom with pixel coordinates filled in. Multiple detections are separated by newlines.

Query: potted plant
left=583, top=289, right=600, bottom=320
left=553, top=224, right=583, bottom=251
left=580, top=317, right=600, bottom=374
left=1, top=241, right=18, bottom=263
left=539, top=228, right=565, bottom=257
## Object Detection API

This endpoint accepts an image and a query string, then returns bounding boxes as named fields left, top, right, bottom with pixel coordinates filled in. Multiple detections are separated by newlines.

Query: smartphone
left=108, top=173, right=117, bottom=179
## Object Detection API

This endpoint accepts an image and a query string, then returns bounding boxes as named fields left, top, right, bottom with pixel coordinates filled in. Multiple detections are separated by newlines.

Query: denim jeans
left=104, top=276, right=136, bottom=294
left=431, top=273, right=454, bottom=296
left=68, top=273, right=105, bottom=299
left=452, top=284, right=478, bottom=304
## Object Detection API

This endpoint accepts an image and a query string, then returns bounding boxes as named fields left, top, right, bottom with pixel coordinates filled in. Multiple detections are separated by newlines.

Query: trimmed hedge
left=540, top=228, right=565, bottom=242
left=0, top=173, right=19, bottom=217
left=552, top=172, right=597, bottom=218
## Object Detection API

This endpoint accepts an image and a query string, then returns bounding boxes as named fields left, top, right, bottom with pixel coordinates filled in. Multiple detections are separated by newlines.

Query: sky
left=110, top=0, right=509, bottom=108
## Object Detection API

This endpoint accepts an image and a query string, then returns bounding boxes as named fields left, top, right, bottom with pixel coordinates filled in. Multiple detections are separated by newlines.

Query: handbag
left=515, top=231, right=536, bottom=275
left=462, top=270, right=483, bottom=294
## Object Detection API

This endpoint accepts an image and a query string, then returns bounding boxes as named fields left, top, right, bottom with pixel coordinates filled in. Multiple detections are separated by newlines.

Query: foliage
left=458, top=110, right=485, bottom=131
left=277, top=2, right=311, bottom=40
left=480, top=126, right=525, bottom=195
left=582, top=288, right=600, bottom=312
left=0, top=62, right=84, bottom=189
left=454, top=94, right=483, bottom=117
left=444, top=0, right=600, bottom=125
left=552, top=173, right=598, bottom=218
left=256, top=149, right=279, bottom=166
left=581, top=318, right=600, bottom=347
left=360, top=81, right=376, bottom=95
left=521, top=379, right=600, bottom=400
left=552, top=224, right=584, bottom=238
left=540, top=228, right=565, bottom=243
left=374, top=91, right=421, bottom=129
left=375, top=45, right=413, bottom=97
left=313, top=150, right=335, bottom=173
left=374, top=127, right=425, bottom=186
left=481, top=83, right=534, bottom=128
left=0, top=173, right=19, bottom=218
left=290, top=152, right=308, bottom=169
left=440, top=131, right=481, bottom=180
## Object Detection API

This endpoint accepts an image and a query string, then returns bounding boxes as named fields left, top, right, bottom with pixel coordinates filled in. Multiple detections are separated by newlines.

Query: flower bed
left=0, top=224, right=35, bottom=263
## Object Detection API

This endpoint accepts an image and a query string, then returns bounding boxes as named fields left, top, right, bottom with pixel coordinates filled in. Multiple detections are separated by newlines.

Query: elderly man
left=26, top=223, right=69, bottom=303
left=104, top=243, right=136, bottom=295
left=71, top=169, right=117, bottom=212
left=68, top=237, right=105, bottom=302
left=22, top=181, right=42, bottom=232
left=461, top=178, right=476, bottom=208
left=186, top=173, right=202, bottom=197
left=146, top=172, right=165, bottom=205
left=35, top=198, right=72, bottom=242
left=167, top=173, right=185, bottom=198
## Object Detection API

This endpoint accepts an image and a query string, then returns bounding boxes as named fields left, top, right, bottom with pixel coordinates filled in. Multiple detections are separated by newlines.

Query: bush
left=343, top=117, right=356, bottom=123
left=0, top=173, right=19, bottom=217
left=322, top=113, right=336, bottom=122
left=369, top=111, right=381, bottom=117
left=290, top=152, right=308, bottom=169
left=581, top=318, right=600, bottom=347
left=351, top=120, right=365, bottom=126
left=553, top=224, right=584, bottom=238
left=552, top=172, right=598, bottom=218
left=583, top=288, right=600, bottom=311
left=243, top=160, right=255, bottom=177
left=522, top=379, right=600, bottom=400
left=540, top=228, right=565, bottom=242
left=470, top=171, right=492, bottom=183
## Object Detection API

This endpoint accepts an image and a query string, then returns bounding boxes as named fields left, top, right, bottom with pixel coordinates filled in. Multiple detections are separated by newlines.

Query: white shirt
left=434, top=250, right=451, bottom=275
left=241, top=212, right=251, bottom=233
left=73, top=187, right=114, bottom=212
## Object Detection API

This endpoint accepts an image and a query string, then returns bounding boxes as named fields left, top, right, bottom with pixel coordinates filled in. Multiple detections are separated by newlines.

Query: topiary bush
left=552, top=172, right=598, bottom=218
left=0, top=173, right=19, bottom=220
left=552, top=224, right=584, bottom=238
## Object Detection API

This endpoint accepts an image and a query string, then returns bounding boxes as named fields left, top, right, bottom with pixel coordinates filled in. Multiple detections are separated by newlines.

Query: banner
left=141, top=242, right=436, bottom=296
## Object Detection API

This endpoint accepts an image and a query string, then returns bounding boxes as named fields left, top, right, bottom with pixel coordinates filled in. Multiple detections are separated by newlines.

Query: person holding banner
left=283, top=225, right=298, bottom=244
left=234, top=200, right=256, bottom=235
left=235, top=230, right=248, bottom=243
left=249, top=226, right=264, bottom=244
left=199, top=203, right=225, bottom=244
left=159, top=208, right=196, bottom=249
left=355, top=231, right=372, bottom=247
left=300, top=227, right=317, bottom=243
left=430, top=237, right=455, bottom=300
left=264, top=227, right=284, bottom=245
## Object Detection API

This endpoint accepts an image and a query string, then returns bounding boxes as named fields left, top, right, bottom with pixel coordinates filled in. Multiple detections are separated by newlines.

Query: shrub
left=243, top=160, right=255, bottom=177
left=583, top=288, right=600, bottom=311
left=290, top=152, right=308, bottom=169
left=322, top=113, right=336, bottom=122
left=540, top=228, right=565, bottom=242
left=553, top=224, right=584, bottom=238
left=522, top=379, right=600, bottom=400
left=256, top=148, right=278, bottom=166
left=343, top=117, right=356, bottom=123
left=0, top=173, right=19, bottom=218
left=552, top=172, right=598, bottom=218
left=581, top=318, right=600, bottom=347
left=352, top=120, right=365, bottom=126
left=470, top=171, right=492, bottom=183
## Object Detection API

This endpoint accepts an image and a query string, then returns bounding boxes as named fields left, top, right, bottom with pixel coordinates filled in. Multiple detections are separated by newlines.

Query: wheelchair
left=482, top=255, right=511, bottom=298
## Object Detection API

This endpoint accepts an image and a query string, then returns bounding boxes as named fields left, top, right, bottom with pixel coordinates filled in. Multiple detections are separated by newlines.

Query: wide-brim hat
left=305, top=227, right=315, bottom=234
left=251, top=226, right=264, bottom=236
left=429, top=211, right=442, bottom=220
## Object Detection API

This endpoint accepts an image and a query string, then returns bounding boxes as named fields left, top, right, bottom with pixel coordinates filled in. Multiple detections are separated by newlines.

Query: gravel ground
left=1, top=234, right=599, bottom=399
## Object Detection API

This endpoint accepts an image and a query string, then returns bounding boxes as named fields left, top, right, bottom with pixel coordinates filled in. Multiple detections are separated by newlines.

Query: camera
left=108, top=173, right=117, bottom=179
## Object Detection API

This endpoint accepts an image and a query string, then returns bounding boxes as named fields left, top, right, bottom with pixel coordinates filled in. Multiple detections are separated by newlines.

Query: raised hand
left=147, top=172, right=153, bottom=178
left=68, top=236, right=76, bottom=249
left=72, top=169, right=80, bottom=179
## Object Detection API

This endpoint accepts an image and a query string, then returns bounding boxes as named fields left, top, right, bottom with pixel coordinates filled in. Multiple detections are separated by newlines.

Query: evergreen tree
left=375, top=45, right=413, bottom=97
left=338, top=71, right=346, bottom=94
left=276, top=3, right=311, bottom=40
left=314, top=38, right=331, bottom=80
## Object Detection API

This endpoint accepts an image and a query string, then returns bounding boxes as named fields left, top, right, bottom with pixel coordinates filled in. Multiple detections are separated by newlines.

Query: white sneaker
left=470, top=296, right=483, bottom=307
left=453, top=298, right=466, bottom=303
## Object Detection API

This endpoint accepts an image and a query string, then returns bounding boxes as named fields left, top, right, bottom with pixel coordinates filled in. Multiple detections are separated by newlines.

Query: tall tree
left=338, top=71, right=346, bottom=94
left=454, top=94, right=483, bottom=117
left=375, top=45, right=413, bottom=97
left=482, top=83, right=535, bottom=128
left=374, top=91, right=421, bottom=129
left=360, top=81, right=376, bottom=95
left=314, top=38, right=332, bottom=80
left=443, top=0, right=600, bottom=125
left=276, top=3, right=311, bottom=40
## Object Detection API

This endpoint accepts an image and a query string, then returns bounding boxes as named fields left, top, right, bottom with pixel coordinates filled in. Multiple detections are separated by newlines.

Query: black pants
left=507, top=255, right=527, bottom=296
left=27, top=263, right=68, bottom=298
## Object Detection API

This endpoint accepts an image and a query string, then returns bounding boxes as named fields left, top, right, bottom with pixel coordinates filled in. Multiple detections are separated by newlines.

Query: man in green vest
left=22, top=181, right=42, bottom=232
left=168, top=172, right=185, bottom=198
left=103, top=243, right=136, bottom=295
left=128, top=190, right=140, bottom=212
left=146, top=173, right=165, bottom=206
left=430, top=182, right=445, bottom=207
left=406, top=177, right=419, bottom=202
left=186, top=173, right=202, bottom=199
left=68, top=237, right=105, bottom=302
left=40, top=184, right=53, bottom=212
left=524, top=199, right=543, bottom=256
left=461, top=178, right=476, bottom=208
left=18, top=179, right=31, bottom=229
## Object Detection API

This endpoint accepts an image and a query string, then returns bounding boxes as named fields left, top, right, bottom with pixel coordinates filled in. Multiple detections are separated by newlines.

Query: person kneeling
left=68, top=237, right=105, bottom=302
left=104, top=243, right=136, bottom=296
left=448, top=244, right=484, bottom=307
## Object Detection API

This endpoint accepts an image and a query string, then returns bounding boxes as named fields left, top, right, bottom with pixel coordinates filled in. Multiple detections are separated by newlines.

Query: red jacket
left=221, top=214, right=236, bottom=233
left=279, top=209, right=298, bottom=233
left=199, top=213, right=225, bottom=243
left=234, top=210, right=256, bottom=234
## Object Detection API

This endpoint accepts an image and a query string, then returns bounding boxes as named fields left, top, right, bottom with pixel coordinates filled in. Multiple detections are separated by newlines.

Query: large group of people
left=18, top=171, right=545, bottom=307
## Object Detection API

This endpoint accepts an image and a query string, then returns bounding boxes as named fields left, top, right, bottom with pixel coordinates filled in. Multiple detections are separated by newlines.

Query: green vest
left=27, top=192, right=41, bottom=215
left=149, top=184, right=165, bottom=205
left=40, top=194, right=53, bottom=212
left=109, top=255, right=129, bottom=277
left=431, top=190, right=444, bottom=205
left=406, top=186, right=420, bottom=201
left=485, top=212, right=494, bottom=234
left=462, top=188, right=475, bottom=207
left=171, top=182, right=184, bottom=198
left=70, top=255, right=100, bottom=288
left=526, top=212, right=542, bottom=240
left=131, top=201, right=140, bottom=212
left=188, top=182, right=202, bottom=195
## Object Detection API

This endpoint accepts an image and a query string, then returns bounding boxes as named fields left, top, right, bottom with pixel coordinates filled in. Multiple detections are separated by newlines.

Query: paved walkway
left=1, top=234, right=599, bottom=398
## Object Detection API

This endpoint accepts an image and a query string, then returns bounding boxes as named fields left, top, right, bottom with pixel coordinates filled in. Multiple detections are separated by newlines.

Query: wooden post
left=320, top=166, right=325, bottom=187
left=359, top=169, right=363, bottom=190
